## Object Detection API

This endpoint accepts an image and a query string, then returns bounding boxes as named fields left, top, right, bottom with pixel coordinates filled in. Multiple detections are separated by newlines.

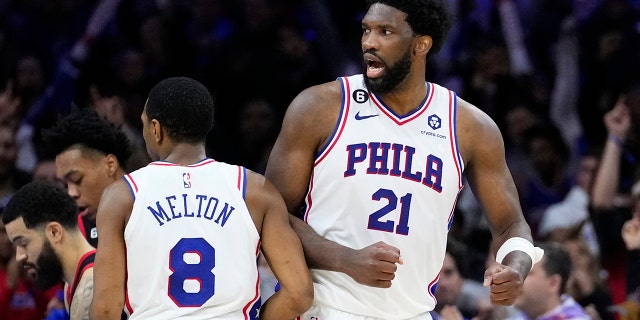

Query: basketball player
left=264, top=0, right=542, bottom=319
left=2, top=181, right=96, bottom=320
left=91, top=77, right=312, bottom=320
left=42, top=108, right=132, bottom=247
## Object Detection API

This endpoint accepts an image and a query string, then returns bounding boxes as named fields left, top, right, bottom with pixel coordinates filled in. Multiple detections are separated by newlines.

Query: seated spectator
left=432, top=237, right=488, bottom=320
left=508, top=242, right=590, bottom=320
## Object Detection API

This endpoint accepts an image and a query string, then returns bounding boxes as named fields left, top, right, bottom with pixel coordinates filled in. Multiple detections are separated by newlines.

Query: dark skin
left=91, top=106, right=313, bottom=320
left=265, top=3, right=533, bottom=306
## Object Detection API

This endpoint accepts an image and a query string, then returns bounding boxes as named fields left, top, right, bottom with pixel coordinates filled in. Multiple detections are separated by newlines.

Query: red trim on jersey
left=148, top=161, right=177, bottom=166
left=428, top=271, right=440, bottom=302
left=188, top=159, right=216, bottom=167
left=237, top=166, right=242, bottom=191
left=371, top=82, right=434, bottom=125
left=124, top=243, right=133, bottom=315
left=447, top=90, right=463, bottom=189
left=125, top=174, right=139, bottom=193
left=149, top=159, right=216, bottom=167
left=303, top=172, right=316, bottom=222
left=66, top=250, right=96, bottom=307
left=242, top=243, right=262, bottom=320
left=315, top=77, right=351, bottom=165
left=447, top=189, right=463, bottom=230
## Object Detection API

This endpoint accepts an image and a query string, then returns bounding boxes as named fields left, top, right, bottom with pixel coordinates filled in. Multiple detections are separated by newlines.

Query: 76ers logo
left=183, top=172, right=192, bottom=188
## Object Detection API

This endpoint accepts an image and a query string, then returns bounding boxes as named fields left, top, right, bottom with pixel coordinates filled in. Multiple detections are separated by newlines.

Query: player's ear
left=151, top=119, right=163, bottom=142
left=45, top=222, right=64, bottom=244
left=414, top=35, right=432, bottom=56
left=105, top=154, right=119, bottom=177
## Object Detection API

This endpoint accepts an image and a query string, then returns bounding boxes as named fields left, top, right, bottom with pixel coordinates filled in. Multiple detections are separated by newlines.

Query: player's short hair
left=537, top=242, right=572, bottom=294
left=145, top=77, right=214, bottom=144
left=42, top=108, right=132, bottom=167
left=365, top=0, right=452, bottom=54
left=2, top=181, right=78, bottom=230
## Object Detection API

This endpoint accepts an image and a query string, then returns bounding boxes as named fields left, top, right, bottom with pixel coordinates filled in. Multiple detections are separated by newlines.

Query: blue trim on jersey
left=241, top=167, right=247, bottom=199
left=451, top=92, right=465, bottom=186
left=372, top=82, right=430, bottom=119
left=315, top=77, right=348, bottom=160
left=121, top=176, right=136, bottom=201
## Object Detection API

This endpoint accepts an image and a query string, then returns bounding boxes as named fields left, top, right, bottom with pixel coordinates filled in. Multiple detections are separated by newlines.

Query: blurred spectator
left=0, top=126, right=31, bottom=211
left=508, top=241, right=590, bottom=320
left=562, top=237, right=614, bottom=320
left=539, top=151, right=601, bottom=256
left=88, top=83, right=150, bottom=171
left=589, top=87, right=640, bottom=304
left=515, top=123, right=573, bottom=233
left=216, top=98, right=278, bottom=174
left=432, top=237, right=488, bottom=320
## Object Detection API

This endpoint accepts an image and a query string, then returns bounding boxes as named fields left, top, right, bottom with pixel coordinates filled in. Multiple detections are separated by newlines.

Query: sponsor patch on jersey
left=427, top=114, right=441, bottom=130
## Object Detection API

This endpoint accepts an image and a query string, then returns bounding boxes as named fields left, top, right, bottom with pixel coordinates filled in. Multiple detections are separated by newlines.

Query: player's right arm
left=91, top=180, right=132, bottom=320
left=265, top=82, right=402, bottom=288
left=245, top=170, right=312, bottom=319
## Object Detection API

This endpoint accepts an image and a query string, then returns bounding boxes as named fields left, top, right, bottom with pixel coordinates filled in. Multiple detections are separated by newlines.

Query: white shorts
left=299, top=303, right=433, bottom=320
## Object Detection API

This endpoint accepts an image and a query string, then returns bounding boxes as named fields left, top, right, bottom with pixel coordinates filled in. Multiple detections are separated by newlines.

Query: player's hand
left=344, top=241, right=402, bottom=288
left=483, top=262, right=523, bottom=306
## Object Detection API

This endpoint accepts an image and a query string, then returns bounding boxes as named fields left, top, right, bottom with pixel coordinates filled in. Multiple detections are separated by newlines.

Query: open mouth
left=364, top=54, right=385, bottom=78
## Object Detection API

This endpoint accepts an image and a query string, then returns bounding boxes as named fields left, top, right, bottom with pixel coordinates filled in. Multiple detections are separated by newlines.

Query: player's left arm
left=92, top=180, right=132, bottom=320
left=69, top=268, right=94, bottom=320
left=457, top=98, right=535, bottom=306
left=244, top=170, right=313, bottom=320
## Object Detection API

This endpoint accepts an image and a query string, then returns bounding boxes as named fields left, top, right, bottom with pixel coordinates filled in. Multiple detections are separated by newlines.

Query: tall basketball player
left=264, top=0, right=542, bottom=319
left=91, top=77, right=312, bottom=320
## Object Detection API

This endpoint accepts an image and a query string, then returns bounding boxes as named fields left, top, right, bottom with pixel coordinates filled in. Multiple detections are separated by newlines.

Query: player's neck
left=376, top=78, right=428, bottom=116
left=60, top=233, right=95, bottom=285
left=162, top=144, right=207, bottom=166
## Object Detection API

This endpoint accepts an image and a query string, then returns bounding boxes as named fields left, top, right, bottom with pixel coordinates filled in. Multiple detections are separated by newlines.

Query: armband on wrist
left=496, top=237, right=544, bottom=270
left=608, top=134, right=624, bottom=148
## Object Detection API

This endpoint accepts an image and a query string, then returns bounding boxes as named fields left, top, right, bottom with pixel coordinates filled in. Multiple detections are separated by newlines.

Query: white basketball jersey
left=122, top=159, right=261, bottom=320
left=304, top=75, right=464, bottom=319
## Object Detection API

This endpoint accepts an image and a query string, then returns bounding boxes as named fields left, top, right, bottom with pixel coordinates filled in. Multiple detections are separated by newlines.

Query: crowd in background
left=1, top=0, right=640, bottom=319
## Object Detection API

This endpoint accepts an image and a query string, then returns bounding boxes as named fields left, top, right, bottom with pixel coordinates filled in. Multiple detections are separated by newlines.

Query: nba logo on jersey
left=428, top=114, right=441, bottom=130
left=182, top=172, right=191, bottom=188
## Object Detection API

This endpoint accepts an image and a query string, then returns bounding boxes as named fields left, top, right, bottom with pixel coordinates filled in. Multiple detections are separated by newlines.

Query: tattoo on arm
left=70, top=274, right=95, bottom=320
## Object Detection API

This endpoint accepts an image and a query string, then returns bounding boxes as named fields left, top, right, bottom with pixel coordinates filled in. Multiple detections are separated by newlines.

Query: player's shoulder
left=454, top=96, right=505, bottom=162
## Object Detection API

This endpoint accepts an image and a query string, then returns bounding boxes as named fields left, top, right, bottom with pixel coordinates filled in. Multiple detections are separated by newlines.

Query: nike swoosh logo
left=355, top=112, right=379, bottom=120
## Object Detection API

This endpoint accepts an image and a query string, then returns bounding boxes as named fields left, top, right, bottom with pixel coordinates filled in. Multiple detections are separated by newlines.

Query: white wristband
left=495, top=237, right=544, bottom=270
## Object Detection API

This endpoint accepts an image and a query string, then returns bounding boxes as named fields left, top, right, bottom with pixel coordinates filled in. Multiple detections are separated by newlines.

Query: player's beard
left=364, top=49, right=412, bottom=95
left=32, top=240, right=64, bottom=290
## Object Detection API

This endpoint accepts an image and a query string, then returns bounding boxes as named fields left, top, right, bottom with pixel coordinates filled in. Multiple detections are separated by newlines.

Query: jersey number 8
left=168, top=238, right=215, bottom=307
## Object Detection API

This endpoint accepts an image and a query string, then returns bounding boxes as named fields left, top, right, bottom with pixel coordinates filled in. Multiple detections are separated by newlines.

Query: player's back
left=122, top=159, right=261, bottom=319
